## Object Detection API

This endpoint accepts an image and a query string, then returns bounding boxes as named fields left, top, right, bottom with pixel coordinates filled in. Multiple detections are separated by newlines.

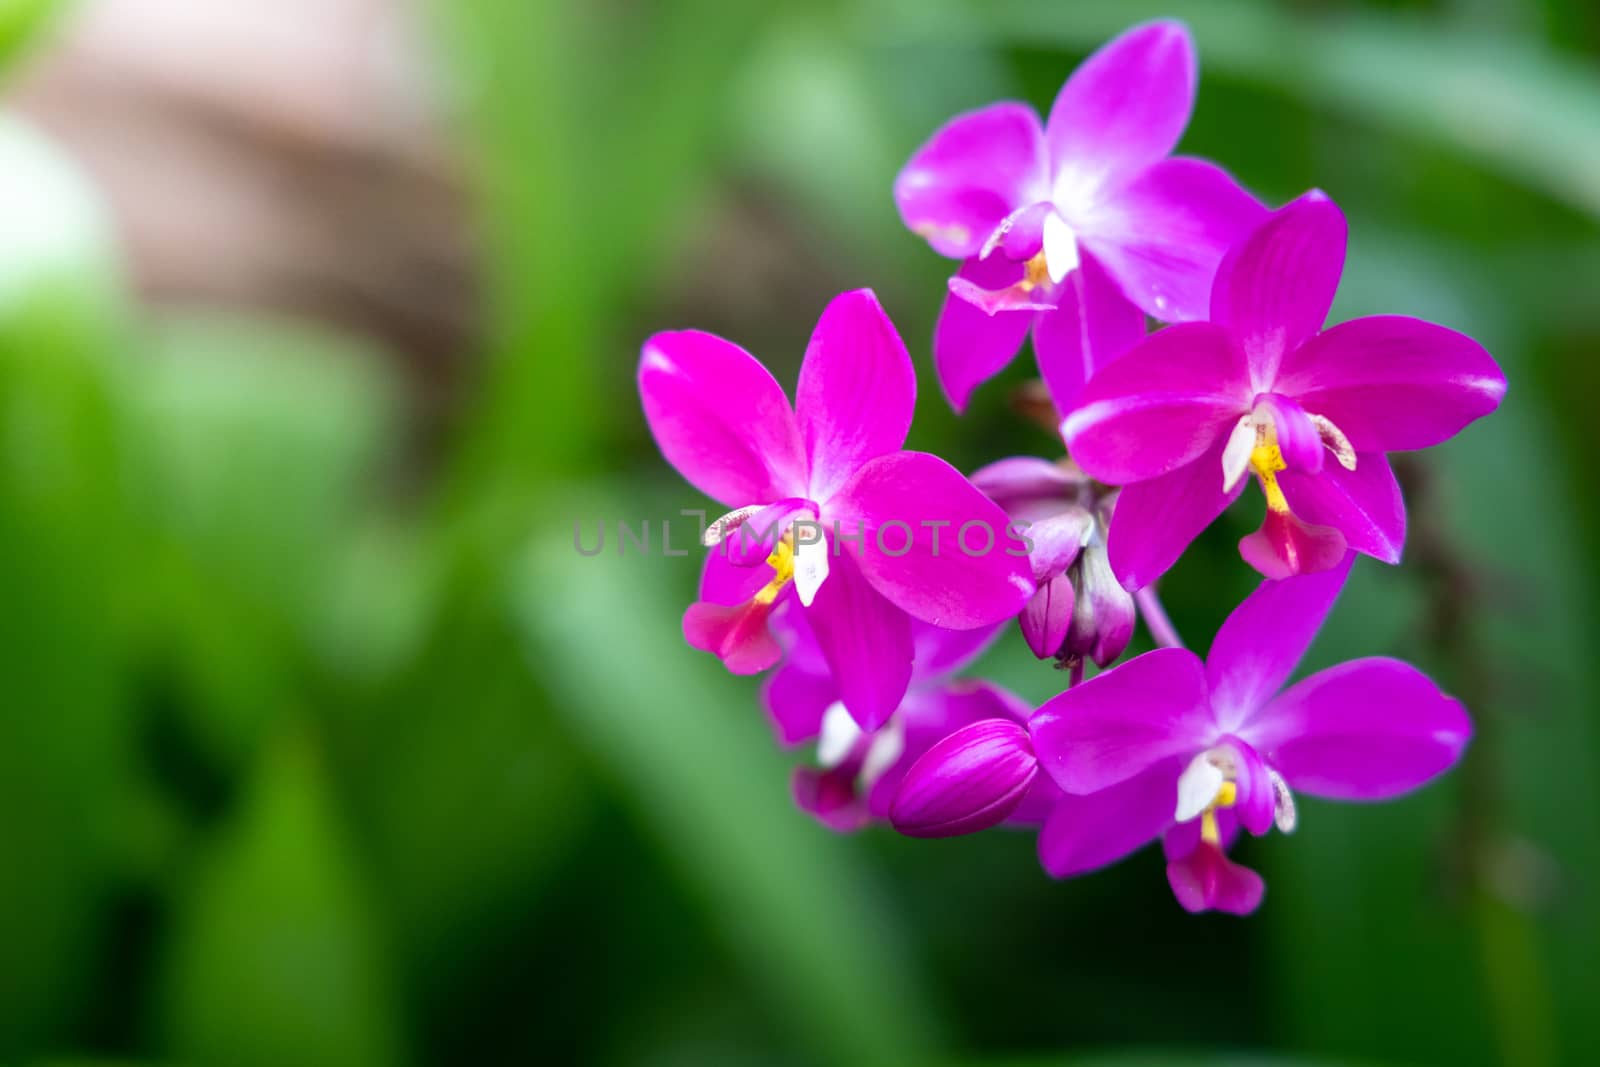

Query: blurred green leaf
left=1439, top=406, right=1600, bottom=1067
left=0, top=108, right=141, bottom=1058
left=310, top=520, right=437, bottom=683
left=435, top=0, right=775, bottom=504
left=124, top=312, right=400, bottom=767
left=731, top=1, right=1020, bottom=271
left=0, top=481, right=136, bottom=1056
left=0, top=1, right=1596, bottom=1063
left=1258, top=227, right=1596, bottom=1067
left=339, top=586, right=591, bottom=1013
left=130, top=312, right=398, bottom=616
left=968, top=1055, right=1386, bottom=1067
left=890, top=0, right=1600, bottom=220
left=158, top=727, right=406, bottom=1067
left=516, top=490, right=941, bottom=1067
left=0, top=0, right=61, bottom=75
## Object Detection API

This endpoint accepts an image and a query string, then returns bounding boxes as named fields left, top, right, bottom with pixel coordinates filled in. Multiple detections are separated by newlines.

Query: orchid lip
left=702, top=503, right=834, bottom=606
left=758, top=538, right=796, bottom=607
left=950, top=205, right=1081, bottom=317
left=947, top=273, right=1057, bottom=318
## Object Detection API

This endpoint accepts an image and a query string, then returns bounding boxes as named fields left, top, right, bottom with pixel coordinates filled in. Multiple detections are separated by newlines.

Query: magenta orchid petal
left=895, top=101, right=1050, bottom=259
left=761, top=660, right=838, bottom=747
left=1031, top=647, right=1215, bottom=794
left=1166, top=842, right=1265, bottom=915
left=1046, top=20, right=1195, bottom=209
left=1037, top=758, right=1182, bottom=878
left=697, top=544, right=780, bottom=606
left=1008, top=775, right=1066, bottom=828
left=1247, top=658, right=1472, bottom=800
left=933, top=258, right=1037, bottom=412
left=638, top=330, right=807, bottom=506
left=794, top=289, right=917, bottom=502
left=993, top=200, right=1055, bottom=261
left=1033, top=254, right=1148, bottom=414
left=905, top=680, right=1033, bottom=746
left=1276, top=315, right=1508, bottom=453
left=1211, top=192, right=1347, bottom=386
left=1206, top=558, right=1354, bottom=730
left=909, top=619, right=1005, bottom=682
left=888, top=718, right=1038, bottom=838
left=804, top=549, right=914, bottom=731
left=1278, top=453, right=1406, bottom=564
left=969, top=456, right=1080, bottom=507
left=1215, top=736, right=1275, bottom=836
left=1077, top=157, right=1267, bottom=323
left=767, top=592, right=827, bottom=673
left=1061, top=321, right=1250, bottom=484
left=1020, top=573, right=1075, bottom=660
left=830, top=451, right=1035, bottom=629
left=1106, top=437, right=1245, bottom=591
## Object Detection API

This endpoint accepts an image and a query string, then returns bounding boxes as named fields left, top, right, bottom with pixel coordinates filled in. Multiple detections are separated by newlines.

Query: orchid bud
left=1019, top=572, right=1074, bottom=660
left=889, top=719, right=1038, bottom=838
left=1064, top=545, right=1135, bottom=667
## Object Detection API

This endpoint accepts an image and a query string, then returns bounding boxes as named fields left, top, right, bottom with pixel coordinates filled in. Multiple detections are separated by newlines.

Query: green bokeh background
left=3, top=1, right=1598, bottom=1064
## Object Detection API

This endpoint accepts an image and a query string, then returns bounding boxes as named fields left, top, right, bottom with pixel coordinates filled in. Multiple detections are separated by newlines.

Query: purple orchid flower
left=1062, top=192, right=1508, bottom=588
left=894, top=19, right=1265, bottom=412
left=639, top=289, right=1036, bottom=730
left=763, top=609, right=1054, bottom=833
left=970, top=455, right=1134, bottom=667
left=1028, top=556, right=1472, bottom=915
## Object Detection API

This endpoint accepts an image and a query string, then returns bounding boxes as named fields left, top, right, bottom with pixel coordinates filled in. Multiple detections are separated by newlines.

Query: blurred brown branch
left=7, top=0, right=480, bottom=417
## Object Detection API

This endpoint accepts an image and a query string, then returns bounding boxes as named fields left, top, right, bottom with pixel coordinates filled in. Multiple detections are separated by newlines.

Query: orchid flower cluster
left=635, top=22, right=1505, bottom=914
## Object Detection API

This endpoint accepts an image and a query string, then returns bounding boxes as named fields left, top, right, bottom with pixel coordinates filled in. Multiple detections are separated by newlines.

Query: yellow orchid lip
left=752, top=536, right=796, bottom=608
left=1022, top=251, right=1053, bottom=291
left=1251, top=428, right=1291, bottom=516
left=1201, top=781, right=1238, bottom=846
